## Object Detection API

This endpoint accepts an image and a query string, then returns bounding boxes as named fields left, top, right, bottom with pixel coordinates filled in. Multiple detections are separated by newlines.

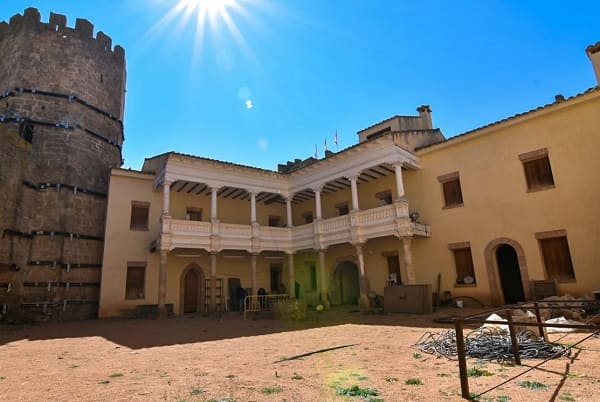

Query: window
left=302, top=212, right=314, bottom=224
left=335, top=202, right=349, bottom=216
left=438, top=172, right=463, bottom=208
left=307, top=262, right=317, bottom=290
left=268, top=215, right=282, bottom=227
left=537, top=231, right=575, bottom=282
left=386, top=255, right=401, bottom=284
left=376, top=190, right=393, bottom=205
left=19, top=122, right=34, bottom=143
left=130, top=201, right=149, bottom=230
left=519, top=148, right=554, bottom=191
left=449, top=242, right=476, bottom=284
left=125, top=263, right=146, bottom=299
left=270, top=263, right=282, bottom=293
left=186, top=207, right=202, bottom=221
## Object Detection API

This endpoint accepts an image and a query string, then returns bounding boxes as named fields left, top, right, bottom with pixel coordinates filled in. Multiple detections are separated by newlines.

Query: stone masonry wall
left=0, top=8, right=126, bottom=321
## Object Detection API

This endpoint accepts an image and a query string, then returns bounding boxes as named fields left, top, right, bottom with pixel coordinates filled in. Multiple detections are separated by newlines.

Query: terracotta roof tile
left=415, top=86, right=600, bottom=152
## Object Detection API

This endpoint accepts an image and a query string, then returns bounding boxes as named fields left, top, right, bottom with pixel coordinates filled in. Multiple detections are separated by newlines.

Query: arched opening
left=180, top=264, right=205, bottom=314
left=330, top=261, right=359, bottom=305
left=496, top=244, right=525, bottom=304
left=485, top=238, right=531, bottom=305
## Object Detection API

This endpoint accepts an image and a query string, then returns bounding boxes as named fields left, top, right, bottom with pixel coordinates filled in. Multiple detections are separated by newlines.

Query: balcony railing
left=159, top=202, right=430, bottom=253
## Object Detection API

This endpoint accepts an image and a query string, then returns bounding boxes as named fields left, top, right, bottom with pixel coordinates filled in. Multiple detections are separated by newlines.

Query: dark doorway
left=330, top=261, right=360, bottom=305
left=183, top=269, right=199, bottom=313
left=496, top=244, right=525, bottom=304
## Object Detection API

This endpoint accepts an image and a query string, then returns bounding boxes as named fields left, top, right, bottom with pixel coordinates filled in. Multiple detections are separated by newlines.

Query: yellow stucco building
left=98, top=43, right=600, bottom=318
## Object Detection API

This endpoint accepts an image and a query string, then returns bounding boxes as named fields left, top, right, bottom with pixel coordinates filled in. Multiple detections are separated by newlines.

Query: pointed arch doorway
left=180, top=264, right=205, bottom=314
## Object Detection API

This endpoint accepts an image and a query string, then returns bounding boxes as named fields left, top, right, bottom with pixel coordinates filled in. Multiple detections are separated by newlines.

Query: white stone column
left=318, top=250, right=329, bottom=308
left=287, top=253, right=295, bottom=297
left=286, top=197, right=293, bottom=227
left=162, top=180, right=171, bottom=216
left=393, top=163, right=405, bottom=200
left=355, top=244, right=371, bottom=310
left=210, top=252, right=217, bottom=313
left=251, top=253, right=258, bottom=295
left=250, top=192, right=257, bottom=223
left=349, top=175, right=360, bottom=211
left=158, top=250, right=168, bottom=316
left=402, top=237, right=416, bottom=284
left=210, top=186, right=219, bottom=220
left=314, top=187, right=323, bottom=219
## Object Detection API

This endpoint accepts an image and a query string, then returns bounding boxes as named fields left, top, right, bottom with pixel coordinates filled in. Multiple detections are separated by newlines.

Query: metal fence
left=243, top=294, right=289, bottom=320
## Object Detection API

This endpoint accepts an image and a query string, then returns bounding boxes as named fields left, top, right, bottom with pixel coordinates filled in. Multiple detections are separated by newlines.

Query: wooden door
left=183, top=269, right=198, bottom=313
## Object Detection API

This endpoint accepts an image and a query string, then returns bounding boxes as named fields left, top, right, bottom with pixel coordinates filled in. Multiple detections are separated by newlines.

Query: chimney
left=416, top=105, right=433, bottom=129
left=586, top=42, right=600, bottom=85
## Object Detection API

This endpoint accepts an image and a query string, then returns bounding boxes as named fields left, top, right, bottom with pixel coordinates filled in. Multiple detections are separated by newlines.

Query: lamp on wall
left=409, top=212, right=419, bottom=223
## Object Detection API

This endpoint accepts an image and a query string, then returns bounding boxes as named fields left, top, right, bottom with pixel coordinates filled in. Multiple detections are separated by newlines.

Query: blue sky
left=2, top=1, right=599, bottom=170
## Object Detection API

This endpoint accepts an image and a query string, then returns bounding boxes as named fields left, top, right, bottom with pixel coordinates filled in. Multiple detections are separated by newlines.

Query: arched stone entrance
left=484, top=238, right=530, bottom=305
left=330, top=260, right=360, bottom=306
left=180, top=263, right=205, bottom=314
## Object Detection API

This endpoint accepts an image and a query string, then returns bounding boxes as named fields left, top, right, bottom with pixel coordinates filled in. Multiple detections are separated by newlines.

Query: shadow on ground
left=0, top=305, right=482, bottom=349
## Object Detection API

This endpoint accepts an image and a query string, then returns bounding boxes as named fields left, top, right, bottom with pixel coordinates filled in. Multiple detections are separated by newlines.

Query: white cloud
left=245, top=100, right=253, bottom=109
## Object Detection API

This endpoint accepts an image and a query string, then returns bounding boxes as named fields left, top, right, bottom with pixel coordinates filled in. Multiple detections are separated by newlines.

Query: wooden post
left=506, top=309, right=521, bottom=365
left=455, top=319, right=470, bottom=399
left=533, top=302, right=547, bottom=341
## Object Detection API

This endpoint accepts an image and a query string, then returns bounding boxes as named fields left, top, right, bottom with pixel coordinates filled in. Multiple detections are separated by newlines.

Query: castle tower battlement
left=0, top=8, right=127, bottom=321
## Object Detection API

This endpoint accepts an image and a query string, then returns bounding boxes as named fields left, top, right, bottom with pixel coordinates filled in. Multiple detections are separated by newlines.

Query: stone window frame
left=519, top=148, right=555, bottom=192
left=535, top=229, right=576, bottom=283
left=375, top=189, right=393, bottom=205
left=186, top=207, right=203, bottom=221
left=438, top=171, right=464, bottom=209
left=448, top=241, right=476, bottom=287
left=125, top=261, right=146, bottom=300
left=335, top=202, right=349, bottom=216
left=130, top=201, right=150, bottom=231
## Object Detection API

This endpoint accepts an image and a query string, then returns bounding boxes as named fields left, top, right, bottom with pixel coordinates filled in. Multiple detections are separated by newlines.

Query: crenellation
left=96, top=31, right=112, bottom=51
left=0, top=22, right=8, bottom=39
left=74, top=18, right=93, bottom=38
left=23, top=7, right=41, bottom=24
left=49, top=12, right=67, bottom=30
left=114, top=45, right=125, bottom=61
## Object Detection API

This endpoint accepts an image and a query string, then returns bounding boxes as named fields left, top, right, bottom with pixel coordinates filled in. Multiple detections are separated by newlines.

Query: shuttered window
left=443, top=178, right=463, bottom=207
left=130, top=202, right=149, bottom=231
left=523, top=157, right=554, bottom=190
left=540, top=236, right=575, bottom=282
left=125, top=264, right=146, bottom=299
left=453, top=247, right=476, bottom=284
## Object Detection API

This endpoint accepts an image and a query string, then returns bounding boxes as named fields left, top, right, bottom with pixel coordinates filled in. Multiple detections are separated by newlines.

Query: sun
left=178, top=0, right=235, bottom=17
left=143, top=0, right=254, bottom=64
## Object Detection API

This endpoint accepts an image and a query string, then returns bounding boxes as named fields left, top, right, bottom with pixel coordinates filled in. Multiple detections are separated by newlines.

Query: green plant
left=292, top=373, right=304, bottom=380
left=559, top=392, right=575, bottom=401
left=496, top=396, right=511, bottom=402
left=109, top=373, right=124, bottom=378
left=260, top=386, right=283, bottom=395
left=405, top=378, right=423, bottom=386
left=195, top=371, right=208, bottom=377
left=189, top=388, right=204, bottom=396
left=385, top=377, right=398, bottom=382
left=467, top=367, right=494, bottom=377
left=98, top=380, right=110, bottom=384
left=413, top=352, right=422, bottom=359
left=437, top=373, right=451, bottom=377
left=225, top=374, right=236, bottom=379
left=517, top=380, right=548, bottom=390
left=336, top=385, right=379, bottom=398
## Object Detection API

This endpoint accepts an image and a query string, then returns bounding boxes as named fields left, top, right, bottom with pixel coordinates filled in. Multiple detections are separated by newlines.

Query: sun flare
left=178, top=0, right=235, bottom=17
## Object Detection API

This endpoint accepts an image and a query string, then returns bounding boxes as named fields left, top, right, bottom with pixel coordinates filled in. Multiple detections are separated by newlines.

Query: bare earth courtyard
left=0, top=308, right=598, bottom=402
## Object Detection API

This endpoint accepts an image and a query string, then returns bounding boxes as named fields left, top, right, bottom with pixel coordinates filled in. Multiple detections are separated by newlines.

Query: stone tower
left=0, top=8, right=126, bottom=321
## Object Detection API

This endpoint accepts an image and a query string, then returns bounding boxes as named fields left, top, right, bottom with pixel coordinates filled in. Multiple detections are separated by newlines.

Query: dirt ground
left=0, top=307, right=598, bottom=402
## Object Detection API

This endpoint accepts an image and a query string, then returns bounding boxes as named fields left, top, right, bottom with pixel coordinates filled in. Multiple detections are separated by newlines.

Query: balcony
left=158, top=201, right=430, bottom=253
